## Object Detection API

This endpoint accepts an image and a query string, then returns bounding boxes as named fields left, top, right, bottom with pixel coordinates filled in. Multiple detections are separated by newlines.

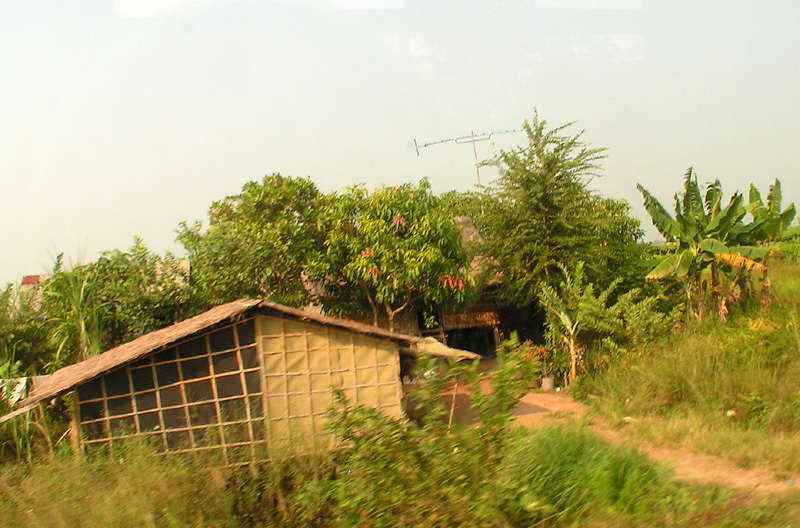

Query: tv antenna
left=414, top=129, right=522, bottom=198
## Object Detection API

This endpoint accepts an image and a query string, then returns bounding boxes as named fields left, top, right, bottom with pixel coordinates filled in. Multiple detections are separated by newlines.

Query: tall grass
left=1, top=420, right=789, bottom=528
left=585, top=262, right=800, bottom=472
left=0, top=441, right=236, bottom=527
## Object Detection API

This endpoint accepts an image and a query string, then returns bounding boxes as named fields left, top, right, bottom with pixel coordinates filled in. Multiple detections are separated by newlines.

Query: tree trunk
left=696, top=274, right=704, bottom=320
left=565, top=335, right=577, bottom=385
left=761, top=256, right=772, bottom=307
left=711, top=262, right=721, bottom=321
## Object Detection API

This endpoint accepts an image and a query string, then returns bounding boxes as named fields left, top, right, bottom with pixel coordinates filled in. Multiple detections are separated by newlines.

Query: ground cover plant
left=3, top=114, right=800, bottom=525
left=584, top=261, right=800, bottom=475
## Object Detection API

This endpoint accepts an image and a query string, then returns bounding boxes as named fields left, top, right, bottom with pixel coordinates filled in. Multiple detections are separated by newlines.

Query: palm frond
left=645, top=253, right=681, bottom=281
left=637, top=184, right=679, bottom=241
left=682, top=168, right=705, bottom=219
left=714, top=253, right=766, bottom=272
left=704, top=179, right=723, bottom=216
left=767, top=179, right=783, bottom=218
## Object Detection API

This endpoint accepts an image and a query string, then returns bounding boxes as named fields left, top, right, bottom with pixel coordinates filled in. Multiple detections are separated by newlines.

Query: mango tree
left=178, top=174, right=326, bottom=308
left=638, top=169, right=765, bottom=320
left=309, top=180, right=473, bottom=332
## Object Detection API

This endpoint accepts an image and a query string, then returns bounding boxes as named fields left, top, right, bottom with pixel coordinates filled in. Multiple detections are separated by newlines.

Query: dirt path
left=510, top=389, right=798, bottom=495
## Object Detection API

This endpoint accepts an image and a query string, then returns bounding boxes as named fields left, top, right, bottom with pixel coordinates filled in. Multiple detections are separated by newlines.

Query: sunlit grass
left=587, top=260, right=800, bottom=475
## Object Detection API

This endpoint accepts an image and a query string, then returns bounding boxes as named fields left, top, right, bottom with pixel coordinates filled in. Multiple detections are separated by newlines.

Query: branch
left=387, top=289, right=421, bottom=319
left=361, top=283, right=379, bottom=324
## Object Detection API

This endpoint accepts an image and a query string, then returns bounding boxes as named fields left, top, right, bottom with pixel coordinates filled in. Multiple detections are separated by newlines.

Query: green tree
left=94, top=237, right=194, bottom=348
left=481, top=112, right=643, bottom=308
left=178, top=174, right=326, bottom=308
left=309, top=180, right=473, bottom=332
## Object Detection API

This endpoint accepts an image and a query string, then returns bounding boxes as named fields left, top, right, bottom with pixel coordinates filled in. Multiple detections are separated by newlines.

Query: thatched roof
left=454, top=216, right=500, bottom=285
left=1, top=299, right=478, bottom=423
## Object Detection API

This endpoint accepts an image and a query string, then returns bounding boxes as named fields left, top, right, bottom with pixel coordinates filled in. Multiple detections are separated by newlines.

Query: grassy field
left=2, top=421, right=798, bottom=527
left=584, top=262, right=800, bottom=476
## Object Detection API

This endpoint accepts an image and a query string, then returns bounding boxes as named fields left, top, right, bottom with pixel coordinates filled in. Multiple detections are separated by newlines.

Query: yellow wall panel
left=287, top=394, right=311, bottom=417
left=284, top=334, right=306, bottom=352
left=284, top=351, right=307, bottom=373
left=308, top=349, right=330, bottom=371
left=265, top=376, right=286, bottom=394
left=310, top=372, right=332, bottom=391
left=355, top=366, right=378, bottom=385
left=266, top=396, right=287, bottom=419
left=307, top=332, right=329, bottom=351
left=255, top=315, right=404, bottom=454
left=262, top=336, right=285, bottom=354
left=286, top=373, right=310, bottom=394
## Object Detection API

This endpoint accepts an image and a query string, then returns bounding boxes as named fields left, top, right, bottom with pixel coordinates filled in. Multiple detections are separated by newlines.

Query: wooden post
left=69, top=393, right=82, bottom=462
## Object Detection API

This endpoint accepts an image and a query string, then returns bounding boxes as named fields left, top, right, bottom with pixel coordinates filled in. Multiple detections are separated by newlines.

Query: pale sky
left=2, top=1, right=799, bottom=285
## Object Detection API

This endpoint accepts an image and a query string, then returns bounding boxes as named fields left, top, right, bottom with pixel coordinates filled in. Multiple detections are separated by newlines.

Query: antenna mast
left=414, top=128, right=522, bottom=198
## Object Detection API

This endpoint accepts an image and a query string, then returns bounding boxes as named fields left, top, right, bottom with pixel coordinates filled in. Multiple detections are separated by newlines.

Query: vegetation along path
left=509, top=389, right=799, bottom=496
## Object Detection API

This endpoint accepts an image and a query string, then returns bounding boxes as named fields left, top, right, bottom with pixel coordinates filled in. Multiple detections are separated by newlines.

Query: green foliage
left=309, top=179, right=473, bottom=331
left=178, top=174, right=326, bottom=308
left=0, top=440, right=236, bottom=527
left=638, top=169, right=770, bottom=319
left=499, top=424, right=692, bottom=525
left=587, top=262, right=800, bottom=471
left=480, top=111, right=643, bottom=307
left=42, top=257, right=104, bottom=367
left=0, top=284, right=52, bottom=373
left=437, top=189, right=486, bottom=221
left=539, top=262, right=678, bottom=384
left=0, top=349, right=791, bottom=527
left=94, top=237, right=194, bottom=348
left=743, top=179, right=799, bottom=244
left=461, top=332, right=540, bottom=436
left=38, top=239, right=195, bottom=370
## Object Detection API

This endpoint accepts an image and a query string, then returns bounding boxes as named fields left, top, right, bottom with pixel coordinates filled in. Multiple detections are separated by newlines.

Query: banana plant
left=638, top=169, right=765, bottom=319
left=732, top=179, right=800, bottom=304
left=539, top=262, right=620, bottom=384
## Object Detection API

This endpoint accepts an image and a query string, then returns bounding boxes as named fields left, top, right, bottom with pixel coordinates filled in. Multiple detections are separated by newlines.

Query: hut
left=0, top=299, right=477, bottom=464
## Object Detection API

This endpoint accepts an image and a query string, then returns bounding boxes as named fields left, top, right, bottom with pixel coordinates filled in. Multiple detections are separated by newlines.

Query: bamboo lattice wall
left=74, top=314, right=403, bottom=463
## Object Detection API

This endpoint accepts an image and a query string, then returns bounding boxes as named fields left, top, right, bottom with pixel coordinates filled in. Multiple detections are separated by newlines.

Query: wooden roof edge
left=11, top=299, right=261, bottom=412
left=256, top=302, right=480, bottom=361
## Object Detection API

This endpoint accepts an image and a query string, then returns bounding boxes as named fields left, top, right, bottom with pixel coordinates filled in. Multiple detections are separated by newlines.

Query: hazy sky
left=3, top=0, right=799, bottom=285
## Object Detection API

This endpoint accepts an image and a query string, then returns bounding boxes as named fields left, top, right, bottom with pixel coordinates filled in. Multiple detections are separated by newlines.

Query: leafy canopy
left=309, top=179, right=473, bottom=331
left=480, top=111, right=643, bottom=307
left=178, top=174, right=326, bottom=308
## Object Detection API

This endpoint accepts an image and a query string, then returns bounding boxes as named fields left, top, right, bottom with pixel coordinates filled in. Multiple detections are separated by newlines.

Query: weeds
left=586, top=262, right=800, bottom=473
